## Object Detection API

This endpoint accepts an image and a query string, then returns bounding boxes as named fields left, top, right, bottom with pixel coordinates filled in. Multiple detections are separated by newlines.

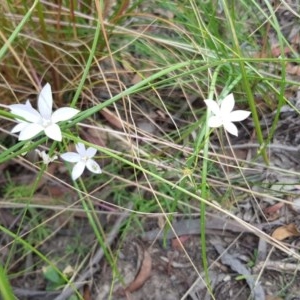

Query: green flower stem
left=70, top=13, right=101, bottom=108
left=222, top=0, right=268, bottom=164
left=74, top=180, right=120, bottom=279
left=200, top=66, right=221, bottom=293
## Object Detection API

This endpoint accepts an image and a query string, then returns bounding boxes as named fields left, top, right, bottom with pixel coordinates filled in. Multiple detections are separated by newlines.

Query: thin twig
left=254, top=260, right=300, bottom=273
left=13, top=288, right=60, bottom=298
left=141, top=215, right=283, bottom=241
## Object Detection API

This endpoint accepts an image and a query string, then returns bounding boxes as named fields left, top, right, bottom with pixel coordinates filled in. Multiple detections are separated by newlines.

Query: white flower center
left=42, top=118, right=52, bottom=128
left=81, top=156, right=89, bottom=162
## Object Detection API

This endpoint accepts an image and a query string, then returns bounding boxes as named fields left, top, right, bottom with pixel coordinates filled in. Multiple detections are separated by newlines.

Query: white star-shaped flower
left=35, top=149, right=58, bottom=165
left=60, top=143, right=102, bottom=180
left=9, top=83, right=80, bottom=141
left=204, top=93, right=251, bottom=136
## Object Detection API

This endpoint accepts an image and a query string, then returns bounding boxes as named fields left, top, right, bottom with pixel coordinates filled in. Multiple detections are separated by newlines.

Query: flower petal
left=9, top=103, right=41, bottom=122
left=44, top=123, right=62, bottom=141
left=224, top=121, right=238, bottom=136
left=61, top=152, right=81, bottom=163
left=220, top=93, right=235, bottom=115
left=72, top=161, right=86, bottom=180
left=86, top=159, right=102, bottom=174
left=11, top=122, right=29, bottom=133
left=10, top=99, right=33, bottom=111
left=25, top=99, right=33, bottom=107
left=86, top=147, right=97, bottom=158
left=229, top=110, right=251, bottom=122
left=18, top=123, right=44, bottom=140
left=51, top=107, right=79, bottom=123
left=204, top=100, right=221, bottom=115
left=76, top=143, right=86, bottom=156
left=38, top=83, right=53, bottom=119
left=36, top=150, right=57, bottom=164
left=207, top=116, right=223, bottom=128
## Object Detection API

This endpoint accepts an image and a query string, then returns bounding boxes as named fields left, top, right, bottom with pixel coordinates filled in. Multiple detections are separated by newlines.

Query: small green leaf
left=43, top=266, right=64, bottom=284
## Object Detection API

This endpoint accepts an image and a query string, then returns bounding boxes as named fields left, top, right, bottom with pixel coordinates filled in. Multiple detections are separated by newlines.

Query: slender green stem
left=199, top=67, right=221, bottom=296
left=222, top=0, right=268, bottom=164
left=0, top=264, right=14, bottom=300
left=0, top=0, right=39, bottom=60
left=70, top=15, right=101, bottom=107
left=76, top=181, right=116, bottom=268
